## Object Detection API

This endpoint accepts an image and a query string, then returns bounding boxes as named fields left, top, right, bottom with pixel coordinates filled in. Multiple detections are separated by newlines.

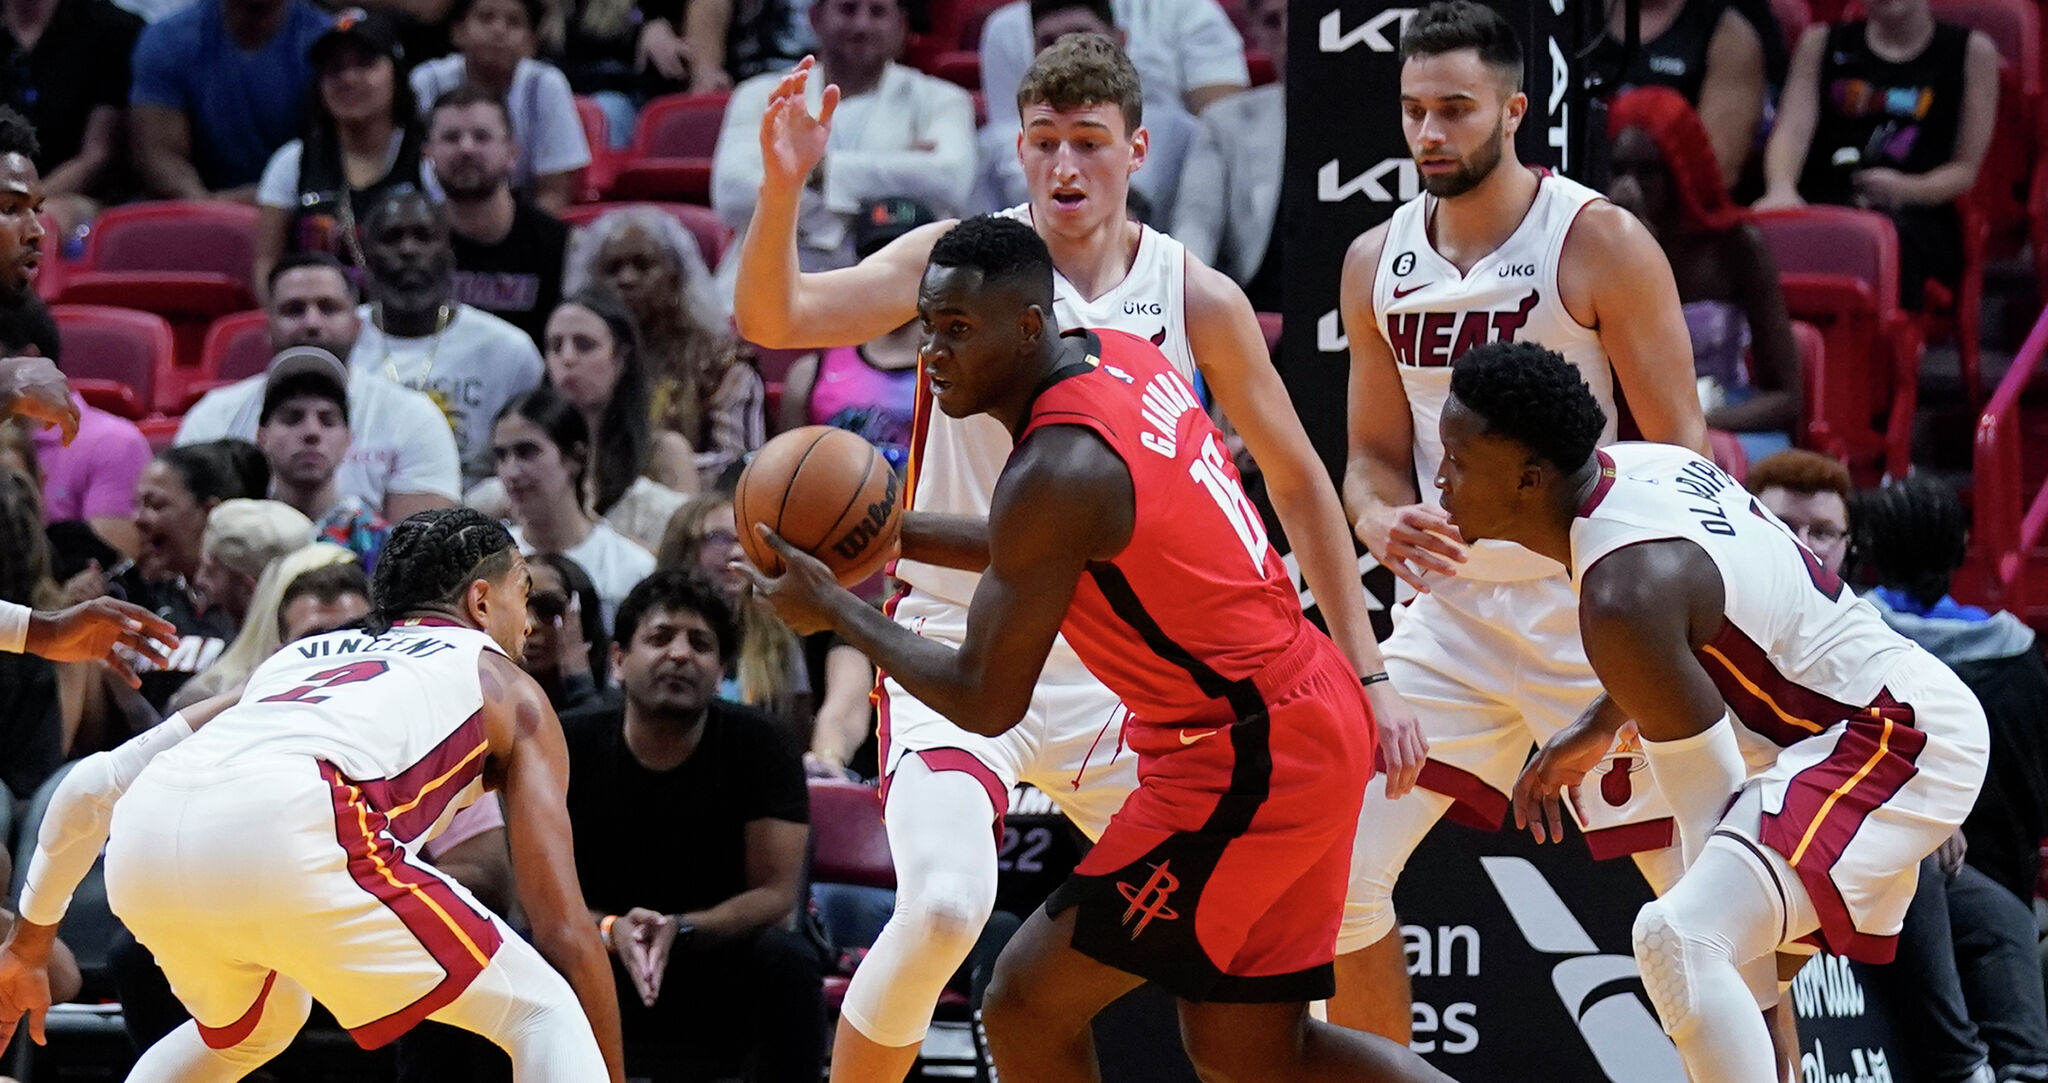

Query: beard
left=435, top=162, right=507, bottom=203
left=1420, top=118, right=1507, bottom=199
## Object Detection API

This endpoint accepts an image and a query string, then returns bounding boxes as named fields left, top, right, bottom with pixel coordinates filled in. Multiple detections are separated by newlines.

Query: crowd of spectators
left=0, top=0, right=2038, bottom=1077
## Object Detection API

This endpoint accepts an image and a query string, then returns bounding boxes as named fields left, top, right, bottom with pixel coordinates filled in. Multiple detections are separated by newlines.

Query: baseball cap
left=261, top=346, right=351, bottom=426
left=853, top=197, right=939, bottom=261
left=311, top=7, right=404, bottom=67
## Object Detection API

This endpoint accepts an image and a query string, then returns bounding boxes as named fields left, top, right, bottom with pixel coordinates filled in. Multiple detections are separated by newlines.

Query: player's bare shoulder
left=476, top=649, right=558, bottom=778
left=1558, top=199, right=1665, bottom=304
left=1339, top=222, right=1395, bottom=314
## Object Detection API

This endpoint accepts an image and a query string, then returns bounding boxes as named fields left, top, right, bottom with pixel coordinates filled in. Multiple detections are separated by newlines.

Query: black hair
left=532, top=551, right=610, bottom=685
left=547, top=289, right=649, bottom=516
left=1448, top=341, right=1607, bottom=471
left=449, top=0, right=544, bottom=34
left=0, top=106, right=39, bottom=162
left=1399, top=0, right=1524, bottom=92
left=1856, top=476, right=1969, bottom=611
left=158, top=439, right=270, bottom=506
left=613, top=569, right=736, bottom=661
left=0, top=295, right=62, bottom=362
left=927, top=215, right=1056, bottom=309
left=1028, top=0, right=1113, bottom=27
left=277, top=561, right=372, bottom=639
left=260, top=372, right=350, bottom=427
left=268, top=250, right=359, bottom=300
left=368, top=507, right=519, bottom=633
left=494, top=386, right=591, bottom=500
left=428, top=81, right=515, bottom=134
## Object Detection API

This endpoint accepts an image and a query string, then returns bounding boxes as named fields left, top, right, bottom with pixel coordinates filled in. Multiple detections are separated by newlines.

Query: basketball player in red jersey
left=734, top=35, right=1425, bottom=1082
left=1332, top=0, right=1711, bottom=1041
left=742, top=218, right=1451, bottom=1083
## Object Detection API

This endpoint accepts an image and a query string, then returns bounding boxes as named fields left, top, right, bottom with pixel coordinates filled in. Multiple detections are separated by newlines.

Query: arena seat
left=50, top=304, right=176, bottom=421
left=1752, top=206, right=1920, bottom=483
left=573, top=95, right=622, bottom=202
left=1246, top=48, right=1277, bottom=87
left=1768, top=0, right=1811, bottom=50
left=55, top=200, right=262, bottom=409
left=929, top=49, right=981, bottom=91
left=610, top=92, right=729, bottom=204
left=188, top=308, right=275, bottom=410
left=557, top=201, right=731, bottom=267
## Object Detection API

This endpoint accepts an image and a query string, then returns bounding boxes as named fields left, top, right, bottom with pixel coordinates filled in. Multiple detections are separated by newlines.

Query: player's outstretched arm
left=743, top=426, right=1131, bottom=735
left=1186, top=261, right=1430, bottom=795
left=483, top=654, right=626, bottom=1083
left=1335, top=227, right=1467, bottom=595
left=8, top=598, right=179, bottom=687
left=730, top=57, right=950, bottom=349
left=1578, top=540, right=1742, bottom=859
left=1565, top=202, right=1710, bottom=455
left=1513, top=692, right=1632, bottom=845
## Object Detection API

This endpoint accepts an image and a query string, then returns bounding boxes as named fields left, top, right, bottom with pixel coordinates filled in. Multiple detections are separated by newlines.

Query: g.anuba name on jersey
left=295, top=629, right=463, bottom=660
left=1386, top=289, right=1540, bottom=369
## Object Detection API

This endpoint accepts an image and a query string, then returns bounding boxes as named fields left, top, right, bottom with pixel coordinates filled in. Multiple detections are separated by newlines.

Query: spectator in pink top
left=2, top=297, right=149, bottom=554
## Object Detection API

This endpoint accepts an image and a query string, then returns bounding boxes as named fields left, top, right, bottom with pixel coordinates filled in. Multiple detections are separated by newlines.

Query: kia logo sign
left=1319, top=158, right=1419, bottom=204
left=1318, top=8, right=1416, bottom=53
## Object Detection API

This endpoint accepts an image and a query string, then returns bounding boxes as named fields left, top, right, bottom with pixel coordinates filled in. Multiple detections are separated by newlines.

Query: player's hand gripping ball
left=734, top=426, right=902, bottom=586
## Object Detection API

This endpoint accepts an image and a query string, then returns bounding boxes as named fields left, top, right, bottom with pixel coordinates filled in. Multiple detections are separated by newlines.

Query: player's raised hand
left=24, top=598, right=178, bottom=686
left=0, top=357, right=78, bottom=445
left=0, top=925, right=56, bottom=1050
left=757, top=56, right=840, bottom=195
left=1353, top=503, right=1466, bottom=594
left=1364, top=680, right=1429, bottom=800
left=732, top=525, right=845, bottom=635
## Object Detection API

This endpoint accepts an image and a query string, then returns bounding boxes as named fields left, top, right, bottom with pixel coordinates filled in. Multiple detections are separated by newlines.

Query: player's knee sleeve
left=1337, top=874, right=1398, bottom=954
left=840, top=869, right=996, bottom=1047
left=897, top=870, right=997, bottom=959
left=1633, top=899, right=1731, bottom=1041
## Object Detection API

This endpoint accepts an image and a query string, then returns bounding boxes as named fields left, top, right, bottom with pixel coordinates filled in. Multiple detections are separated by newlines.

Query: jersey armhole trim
left=1555, top=196, right=1607, bottom=334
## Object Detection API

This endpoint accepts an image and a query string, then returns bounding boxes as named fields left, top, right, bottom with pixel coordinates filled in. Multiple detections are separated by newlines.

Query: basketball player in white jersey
left=1435, top=341, right=1988, bottom=1083
left=0, top=509, right=626, bottom=1083
left=1333, top=0, right=1710, bottom=1039
left=734, top=34, right=1423, bottom=1082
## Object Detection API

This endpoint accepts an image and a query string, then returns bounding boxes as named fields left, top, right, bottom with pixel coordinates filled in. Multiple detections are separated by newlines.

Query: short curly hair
left=1017, top=31, right=1143, bottom=133
left=928, top=215, right=1055, bottom=307
left=1449, top=341, right=1607, bottom=470
left=368, top=507, right=518, bottom=633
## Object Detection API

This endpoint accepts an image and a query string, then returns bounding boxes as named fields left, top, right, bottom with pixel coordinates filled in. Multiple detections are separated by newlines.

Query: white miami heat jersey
left=154, top=617, right=498, bottom=847
left=896, top=205, right=1199, bottom=606
left=1374, top=172, right=1615, bottom=581
left=1572, top=443, right=1924, bottom=757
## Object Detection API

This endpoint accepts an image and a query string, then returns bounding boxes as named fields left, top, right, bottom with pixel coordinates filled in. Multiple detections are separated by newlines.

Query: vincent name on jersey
left=295, top=630, right=463, bottom=661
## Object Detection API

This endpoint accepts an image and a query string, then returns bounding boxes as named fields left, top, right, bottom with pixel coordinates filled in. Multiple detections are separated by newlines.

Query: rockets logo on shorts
left=1117, top=860, right=1182, bottom=938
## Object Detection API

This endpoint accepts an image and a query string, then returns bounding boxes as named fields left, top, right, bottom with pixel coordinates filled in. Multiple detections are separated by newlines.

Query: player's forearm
left=1268, top=470, right=1385, bottom=678
left=899, top=511, right=990, bottom=572
left=1341, top=453, right=1420, bottom=525
left=822, top=589, right=1020, bottom=736
left=732, top=186, right=808, bottom=348
left=529, top=917, right=627, bottom=1083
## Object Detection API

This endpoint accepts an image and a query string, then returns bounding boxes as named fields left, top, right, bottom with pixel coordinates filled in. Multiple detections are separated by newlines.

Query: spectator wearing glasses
left=253, top=8, right=426, bottom=302
left=520, top=550, right=610, bottom=713
left=424, top=82, right=570, bottom=346
left=1744, top=448, right=1852, bottom=573
left=410, top=0, right=588, bottom=212
left=129, top=0, right=333, bottom=199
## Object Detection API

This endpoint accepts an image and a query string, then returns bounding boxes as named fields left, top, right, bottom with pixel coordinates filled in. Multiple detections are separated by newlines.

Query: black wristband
left=1360, top=672, right=1392, bottom=687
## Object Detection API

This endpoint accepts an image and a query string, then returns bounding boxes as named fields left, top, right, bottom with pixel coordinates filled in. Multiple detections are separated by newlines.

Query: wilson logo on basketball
left=831, top=470, right=900, bottom=562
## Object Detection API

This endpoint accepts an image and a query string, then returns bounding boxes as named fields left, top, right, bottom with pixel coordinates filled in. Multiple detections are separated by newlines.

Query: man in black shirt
left=427, top=81, right=567, bottom=346
left=0, top=0, right=142, bottom=232
left=563, top=571, right=825, bottom=1082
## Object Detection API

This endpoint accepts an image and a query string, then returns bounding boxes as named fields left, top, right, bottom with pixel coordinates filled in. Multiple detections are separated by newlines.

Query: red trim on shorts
left=355, top=711, right=489, bottom=842
left=1582, top=817, right=1675, bottom=860
left=880, top=747, right=1011, bottom=841
left=1416, top=759, right=1509, bottom=831
left=872, top=584, right=911, bottom=768
left=322, top=762, right=503, bottom=1049
left=196, top=970, right=278, bottom=1050
left=1758, top=709, right=1927, bottom=964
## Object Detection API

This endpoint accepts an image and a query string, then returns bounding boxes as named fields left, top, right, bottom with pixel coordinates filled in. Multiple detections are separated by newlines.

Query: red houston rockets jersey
left=1016, top=329, right=1309, bottom=724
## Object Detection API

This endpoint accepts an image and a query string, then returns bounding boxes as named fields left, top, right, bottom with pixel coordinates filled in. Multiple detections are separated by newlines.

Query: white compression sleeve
left=18, top=712, right=196, bottom=927
left=1641, top=715, right=1748, bottom=866
left=0, top=599, right=26, bottom=654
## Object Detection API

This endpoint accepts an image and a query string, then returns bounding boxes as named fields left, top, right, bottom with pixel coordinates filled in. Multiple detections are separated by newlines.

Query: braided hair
left=367, top=507, right=518, bottom=633
left=1856, top=476, right=1969, bottom=611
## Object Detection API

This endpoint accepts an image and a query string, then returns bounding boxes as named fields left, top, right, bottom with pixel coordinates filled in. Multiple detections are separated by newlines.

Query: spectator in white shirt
left=710, top=0, right=976, bottom=287
left=410, top=0, right=590, bottom=211
left=976, top=0, right=1246, bottom=220
left=1170, top=0, right=1284, bottom=310
left=176, top=252, right=462, bottom=523
left=349, top=187, right=544, bottom=489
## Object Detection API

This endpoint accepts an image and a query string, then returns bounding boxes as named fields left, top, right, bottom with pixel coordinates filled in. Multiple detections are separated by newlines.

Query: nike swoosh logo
left=1179, top=728, right=1221, bottom=745
left=1391, top=282, right=1431, bottom=299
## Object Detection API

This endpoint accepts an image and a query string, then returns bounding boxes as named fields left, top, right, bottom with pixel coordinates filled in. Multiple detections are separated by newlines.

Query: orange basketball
left=734, top=426, right=903, bottom=586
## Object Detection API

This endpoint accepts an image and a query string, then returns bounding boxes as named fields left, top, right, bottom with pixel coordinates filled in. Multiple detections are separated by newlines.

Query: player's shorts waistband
left=1244, top=628, right=1333, bottom=706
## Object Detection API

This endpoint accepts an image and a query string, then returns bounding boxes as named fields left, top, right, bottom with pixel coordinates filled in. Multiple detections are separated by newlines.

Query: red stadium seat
left=809, top=779, right=893, bottom=890
left=1752, top=207, right=1921, bottom=482
left=611, top=92, right=730, bottom=204
left=573, top=95, right=621, bottom=202
left=197, top=309, right=274, bottom=386
left=1933, top=0, right=2039, bottom=94
left=929, top=50, right=980, bottom=91
left=1246, top=48, right=1278, bottom=88
left=1768, top=0, right=1811, bottom=50
left=556, top=201, right=731, bottom=268
left=49, top=305, right=176, bottom=421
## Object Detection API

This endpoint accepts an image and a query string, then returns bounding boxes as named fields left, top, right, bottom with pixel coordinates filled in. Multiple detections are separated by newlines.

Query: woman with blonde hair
left=169, top=543, right=358, bottom=710
left=565, top=207, right=763, bottom=488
